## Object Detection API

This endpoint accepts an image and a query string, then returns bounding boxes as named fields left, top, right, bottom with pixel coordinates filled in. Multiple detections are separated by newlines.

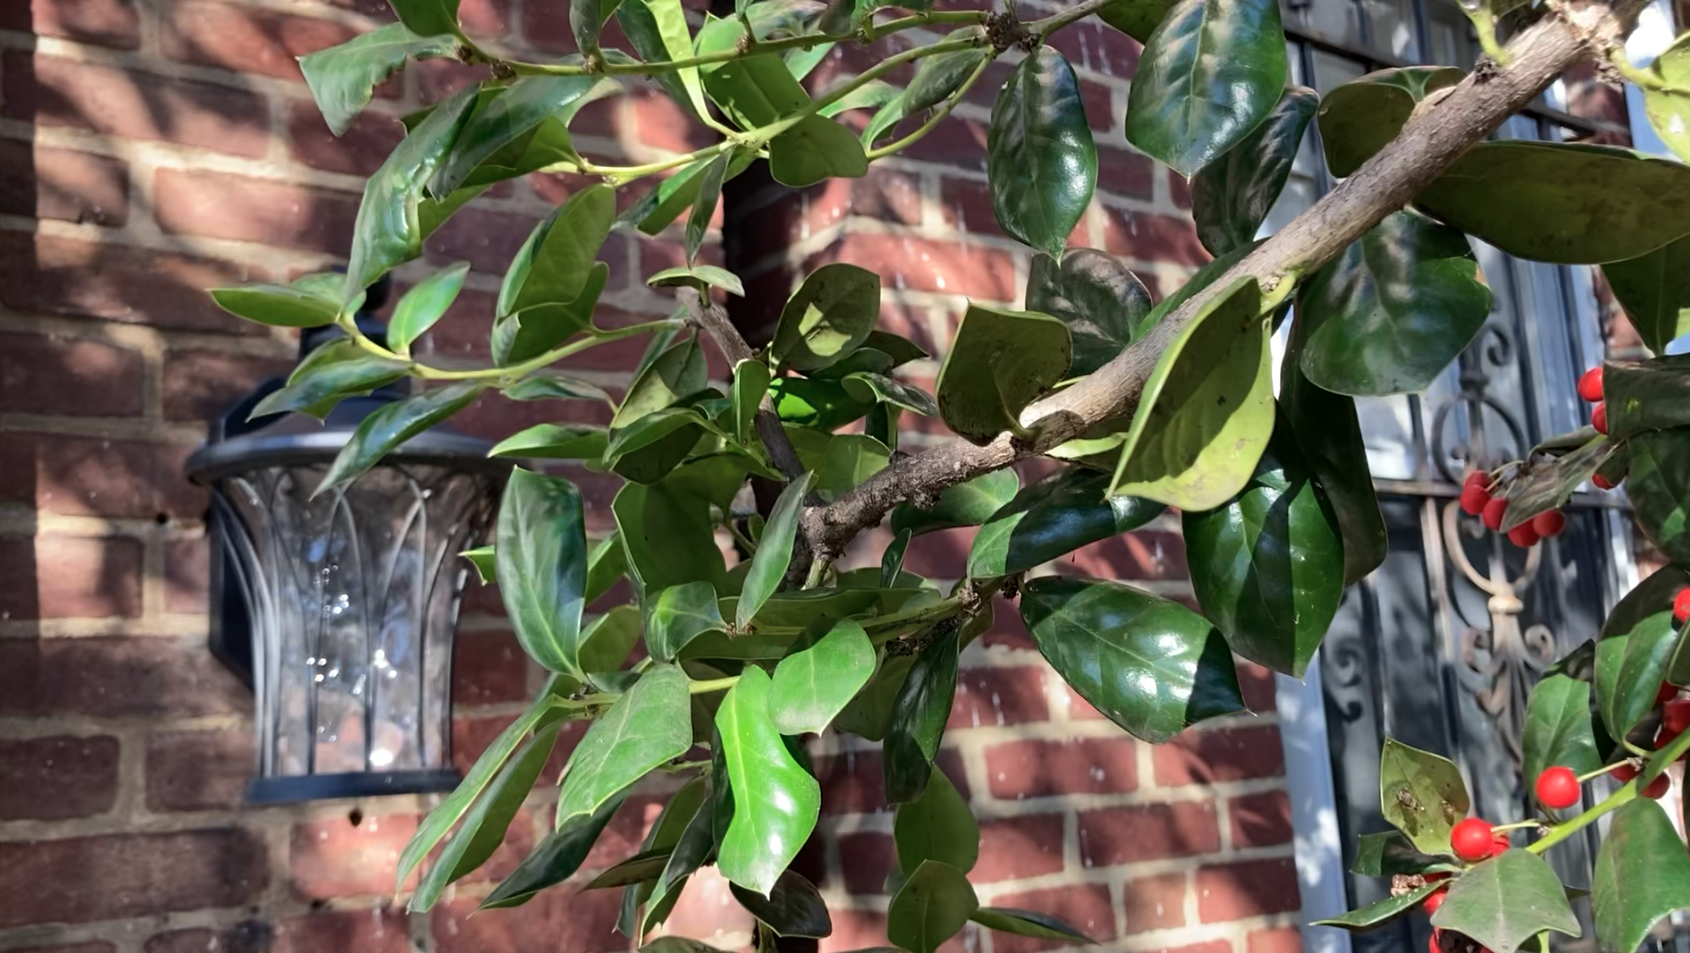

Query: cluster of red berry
left=1582, top=366, right=1607, bottom=436
left=1458, top=471, right=1567, bottom=548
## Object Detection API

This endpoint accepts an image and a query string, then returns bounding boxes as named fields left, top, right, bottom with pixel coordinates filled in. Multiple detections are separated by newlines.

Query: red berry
left=1424, top=887, right=1449, bottom=914
left=1425, top=871, right=1451, bottom=882
left=1429, top=934, right=1442, bottom=953
left=1659, top=682, right=1679, bottom=705
left=1507, top=523, right=1540, bottom=548
left=1644, top=773, right=1671, bottom=799
left=1666, top=698, right=1690, bottom=736
left=1532, top=510, right=1567, bottom=538
left=1578, top=366, right=1605, bottom=403
left=1489, top=833, right=1510, bottom=857
left=1460, top=484, right=1491, bottom=516
left=1675, top=589, right=1690, bottom=625
left=1450, top=817, right=1495, bottom=861
left=1593, top=473, right=1617, bottom=490
left=1481, top=497, right=1508, bottom=532
left=1593, top=403, right=1608, bottom=434
left=1535, top=765, right=1581, bottom=809
left=1612, top=762, right=1640, bottom=783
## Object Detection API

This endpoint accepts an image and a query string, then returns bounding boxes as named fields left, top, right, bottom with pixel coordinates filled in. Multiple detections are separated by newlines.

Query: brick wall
left=0, top=2, right=1304, bottom=953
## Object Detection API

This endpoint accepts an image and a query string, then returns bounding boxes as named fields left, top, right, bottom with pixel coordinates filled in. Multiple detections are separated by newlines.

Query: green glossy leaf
left=587, top=847, right=674, bottom=889
left=1602, top=356, right=1690, bottom=441
left=771, top=114, right=869, bottom=188
left=772, top=264, right=881, bottom=372
left=398, top=687, right=568, bottom=890
left=968, top=468, right=1164, bottom=578
left=1097, top=0, right=1176, bottom=42
left=895, top=764, right=977, bottom=875
left=887, top=860, right=979, bottom=953
left=1417, top=141, right=1690, bottom=265
left=988, top=46, right=1096, bottom=258
left=1430, top=850, right=1579, bottom=953
left=497, top=469, right=589, bottom=676
left=834, top=652, right=915, bottom=742
left=1643, top=34, right=1690, bottom=163
left=622, top=153, right=758, bottom=236
left=1608, top=568, right=1690, bottom=686
left=433, top=76, right=598, bottom=196
left=603, top=407, right=708, bottom=484
left=647, top=581, right=725, bottom=662
left=480, top=790, right=627, bottom=909
left=715, top=666, right=821, bottom=896
left=1626, top=429, right=1690, bottom=564
left=489, top=423, right=608, bottom=460
left=1314, top=882, right=1440, bottom=931
left=821, top=79, right=900, bottom=118
left=812, top=433, right=888, bottom=502
left=1184, top=420, right=1344, bottom=678
left=1603, top=234, right=1690, bottom=353
left=411, top=718, right=563, bottom=911
left=345, top=85, right=478, bottom=298
left=891, top=469, right=1022, bottom=537
left=506, top=372, right=612, bottom=405
left=687, top=152, right=730, bottom=262
left=730, top=870, right=832, bottom=938
left=617, top=0, right=711, bottom=121
left=738, top=473, right=810, bottom=631
left=1496, top=434, right=1612, bottom=532
left=1316, top=67, right=1464, bottom=178
left=936, top=305, right=1072, bottom=445
left=1026, top=249, right=1153, bottom=377
left=251, top=340, right=406, bottom=419
left=643, top=784, right=715, bottom=930
left=580, top=605, right=641, bottom=683
left=863, top=47, right=989, bottom=146
left=1297, top=210, right=1491, bottom=396
left=971, top=908, right=1094, bottom=944
left=1596, top=609, right=1679, bottom=740
left=769, top=618, right=875, bottom=735
left=614, top=481, right=726, bottom=593
left=884, top=627, right=960, bottom=804
left=1109, top=277, right=1273, bottom=511
left=571, top=0, right=623, bottom=52
left=1020, top=575, right=1243, bottom=743
left=1521, top=673, right=1600, bottom=809
left=1593, top=798, right=1690, bottom=953
left=840, top=373, right=937, bottom=417
left=641, top=940, right=734, bottom=953
left=386, top=0, right=460, bottom=47
left=617, top=778, right=708, bottom=928
left=558, top=664, right=693, bottom=826
left=586, top=532, right=628, bottom=605
left=389, top=261, right=468, bottom=356
left=317, top=382, right=482, bottom=495
left=1378, top=738, right=1469, bottom=856
left=1192, top=86, right=1318, bottom=256
left=301, top=23, right=455, bottom=137
left=647, top=264, right=746, bottom=296
left=701, top=51, right=809, bottom=130
left=771, top=379, right=874, bottom=430
left=494, top=185, right=616, bottom=363
left=1124, top=0, right=1288, bottom=177
left=462, top=545, right=497, bottom=585
left=209, top=284, right=342, bottom=328
left=1349, top=831, right=1452, bottom=878
left=613, top=338, right=708, bottom=430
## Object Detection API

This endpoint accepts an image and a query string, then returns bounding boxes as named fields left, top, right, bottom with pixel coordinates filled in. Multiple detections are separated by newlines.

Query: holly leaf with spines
left=1430, top=850, right=1580, bottom=953
left=1592, top=798, right=1690, bottom=953
left=1377, top=739, right=1469, bottom=857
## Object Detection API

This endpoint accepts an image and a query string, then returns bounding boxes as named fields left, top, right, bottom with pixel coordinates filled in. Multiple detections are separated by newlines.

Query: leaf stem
left=866, top=47, right=999, bottom=160
left=1528, top=780, right=1636, bottom=855
left=1489, top=820, right=1541, bottom=833
left=689, top=675, right=740, bottom=695
left=1609, top=49, right=1690, bottom=93
left=1029, top=0, right=1123, bottom=38
left=336, top=312, right=685, bottom=383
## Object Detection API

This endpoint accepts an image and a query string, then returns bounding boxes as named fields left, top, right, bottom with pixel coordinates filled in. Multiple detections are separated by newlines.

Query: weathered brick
left=288, top=100, right=408, bottom=177
left=1079, top=79, right=1116, bottom=133
left=988, top=884, right=1115, bottom=953
left=1097, top=144, right=1157, bottom=200
left=146, top=729, right=253, bottom=812
left=1230, top=790, right=1294, bottom=848
left=816, top=232, right=1018, bottom=302
left=0, top=734, right=120, bottom=820
left=898, top=526, right=970, bottom=578
left=163, top=2, right=355, bottom=81
left=161, top=350, right=295, bottom=421
left=975, top=813, right=1065, bottom=883
left=1064, top=529, right=1188, bottom=580
left=11, top=944, right=117, bottom=953
left=0, top=141, right=128, bottom=226
left=452, top=628, right=531, bottom=705
left=985, top=736, right=1138, bottom=799
left=274, top=908, right=411, bottom=953
left=164, top=537, right=209, bottom=615
left=1078, top=801, right=1220, bottom=866
left=424, top=205, right=546, bottom=271
left=1238, top=660, right=1277, bottom=712
left=290, top=813, right=418, bottom=899
left=937, top=176, right=1007, bottom=238
left=904, top=115, right=990, bottom=171
left=432, top=888, right=626, bottom=953
left=0, top=829, right=268, bottom=927
left=814, top=748, right=971, bottom=816
left=652, top=866, right=758, bottom=939
left=7, top=434, right=205, bottom=520
left=518, top=3, right=628, bottom=53
left=1154, top=726, right=1285, bottom=786
left=1169, top=167, right=1193, bottom=209
left=0, top=331, right=143, bottom=417
left=145, top=924, right=275, bottom=953
left=822, top=908, right=971, bottom=953
left=949, top=666, right=1050, bottom=729
left=1197, top=858, right=1301, bottom=922
left=1122, top=872, right=1188, bottom=933
left=2, top=53, right=271, bottom=158
left=0, top=637, right=247, bottom=717
left=1249, top=926, right=1305, bottom=953
left=627, top=87, right=713, bottom=154
left=1102, top=205, right=1209, bottom=267
left=838, top=830, right=896, bottom=895
left=0, top=535, right=143, bottom=620
left=155, top=168, right=361, bottom=255
left=0, top=0, right=141, bottom=48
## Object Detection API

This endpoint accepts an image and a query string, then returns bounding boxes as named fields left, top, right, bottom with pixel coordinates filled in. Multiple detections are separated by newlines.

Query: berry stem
left=1578, top=763, right=1630, bottom=783
left=1528, top=781, right=1637, bottom=856
left=1489, top=820, right=1541, bottom=833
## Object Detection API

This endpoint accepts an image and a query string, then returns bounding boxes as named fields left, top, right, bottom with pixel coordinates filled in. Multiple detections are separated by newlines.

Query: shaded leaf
left=1626, top=429, right=1690, bottom=564
left=557, top=664, right=694, bottom=825
left=887, top=860, right=979, bottom=953
left=389, top=261, right=468, bottom=356
left=971, top=908, right=1094, bottom=944
left=891, top=469, right=1021, bottom=536
left=1026, top=249, right=1152, bottom=376
left=613, top=338, right=708, bottom=429
left=1314, top=882, right=1440, bottom=931
left=715, top=666, right=822, bottom=896
left=884, top=627, right=960, bottom=804
left=647, top=581, right=726, bottom=662
left=1349, top=831, right=1452, bottom=878
left=1097, top=0, right=1176, bottom=42
left=840, top=373, right=937, bottom=417
left=1592, top=798, right=1690, bottom=953
left=1495, top=434, right=1612, bottom=532
left=1603, top=235, right=1690, bottom=353
left=587, top=847, right=674, bottom=889
left=494, top=185, right=615, bottom=364
left=1602, top=357, right=1690, bottom=441
left=1595, top=608, right=1679, bottom=740
left=771, top=114, right=868, bottom=187
left=772, top=264, right=881, bottom=372
left=1316, top=67, right=1464, bottom=178
left=988, top=46, right=1096, bottom=257
left=386, top=0, right=460, bottom=48
left=250, top=340, right=405, bottom=419
left=967, top=468, right=1164, bottom=578
left=481, top=791, right=627, bottom=909
left=687, top=152, right=730, bottom=263
left=497, top=469, right=590, bottom=675
left=1521, top=673, right=1601, bottom=809
left=434, top=76, right=598, bottom=196
left=769, top=619, right=876, bottom=735
left=731, top=870, right=833, bottom=938
left=895, top=764, right=977, bottom=874
left=1378, top=738, right=1469, bottom=856
left=1192, top=86, right=1318, bottom=256
left=738, top=472, right=813, bottom=630
left=936, top=305, right=1072, bottom=445
left=318, top=382, right=482, bottom=494
left=489, top=424, right=608, bottom=460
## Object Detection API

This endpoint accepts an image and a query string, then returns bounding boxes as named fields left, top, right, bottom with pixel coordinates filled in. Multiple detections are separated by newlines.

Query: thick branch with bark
left=679, top=286, right=808, bottom=482
left=796, top=0, right=1641, bottom=560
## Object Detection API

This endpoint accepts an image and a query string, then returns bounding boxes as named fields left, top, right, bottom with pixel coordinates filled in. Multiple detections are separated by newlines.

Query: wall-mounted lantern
left=186, top=281, right=509, bottom=803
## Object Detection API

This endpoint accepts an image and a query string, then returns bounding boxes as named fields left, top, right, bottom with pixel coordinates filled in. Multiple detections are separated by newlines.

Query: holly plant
left=208, top=0, right=1690, bottom=948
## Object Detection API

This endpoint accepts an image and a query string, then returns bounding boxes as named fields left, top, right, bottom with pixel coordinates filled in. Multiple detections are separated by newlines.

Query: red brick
left=0, top=636, right=247, bottom=717
left=657, top=867, right=758, bottom=938
left=146, top=729, right=253, bottom=812
left=1163, top=942, right=1233, bottom=953
left=0, top=734, right=120, bottom=820
left=821, top=908, right=972, bottom=953
left=161, top=349, right=294, bottom=421
left=0, top=829, right=267, bottom=926
left=164, top=537, right=209, bottom=615
left=899, top=526, right=970, bottom=578
left=11, top=944, right=116, bottom=953
left=817, top=232, right=1018, bottom=302
left=432, top=888, right=626, bottom=953
left=838, top=830, right=896, bottom=895
left=985, top=736, right=1137, bottom=799
left=1197, top=858, right=1301, bottom=922
left=1123, top=872, right=1188, bottom=933
left=0, top=0, right=140, bottom=48
left=275, top=908, right=412, bottom=953
left=814, top=748, right=971, bottom=816
left=519, top=4, right=628, bottom=53
left=1102, top=206, right=1209, bottom=267
left=290, top=813, right=418, bottom=899
left=1238, top=660, right=1277, bottom=711
left=0, top=535, right=142, bottom=620
left=1046, top=20, right=1141, bottom=77
left=1097, top=144, right=1156, bottom=200
left=975, top=813, right=1064, bottom=883
left=0, top=232, right=262, bottom=335
left=1079, top=79, right=1116, bottom=134
left=1063, top=529, right=1188, bottom=580
left=423, top=205, right=547, bottom=271
left=628, top=86, right=713, bottom=154
left=155, top=169, right=361, bottom=255
left=164, top=2, right=355, bottom=81
left=988, top=884, right=1115, bottom=953
left=288, top=100, right=408, bottom=176
left=0, top=141, right=128, bottom=226
left=905, top=115, right=991, bottom=172
left=3, top=53, right=271, bottom=158
left=1170, top=168, right=1193, bottom=209
left=0, top=332, right=143, bottom=417
left=8, top=434, right=206, bottom=520
left=1230, top=790, right=1294, bottom=848
left=949, top=666, right=1049, bottom=729
left=1250, top=926, right=1305, bottom=953
left=938, top=176, right=1007, bottom=238
left=1154, top=726, right=1285, bottom=786
left=1078, top=801, right=1220, bottom=866
left=453, top=629, right=531, bottom=705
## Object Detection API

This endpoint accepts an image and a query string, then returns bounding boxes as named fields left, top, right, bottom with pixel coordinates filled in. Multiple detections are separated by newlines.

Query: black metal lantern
left=186, top=282, right=509, bottom=803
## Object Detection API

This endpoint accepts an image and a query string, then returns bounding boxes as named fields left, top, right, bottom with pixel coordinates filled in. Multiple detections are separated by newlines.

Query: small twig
left=677, top=287, right=807, bottom=482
